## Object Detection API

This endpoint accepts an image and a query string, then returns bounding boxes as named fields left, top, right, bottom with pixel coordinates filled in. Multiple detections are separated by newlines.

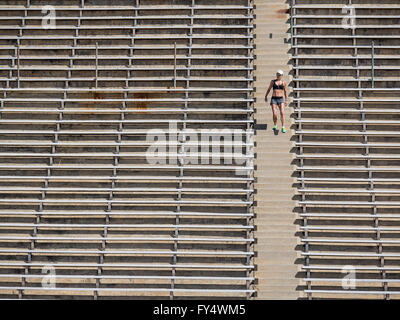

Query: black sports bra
left=273, top=80, right=284, bottom=90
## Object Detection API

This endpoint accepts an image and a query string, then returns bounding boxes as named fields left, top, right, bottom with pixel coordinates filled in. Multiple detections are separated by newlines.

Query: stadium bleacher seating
left=5, top=0, right=400, bottom=301
left=292, top=0, right=400, bottom=299
left=0, top=0, right=255, bottom=299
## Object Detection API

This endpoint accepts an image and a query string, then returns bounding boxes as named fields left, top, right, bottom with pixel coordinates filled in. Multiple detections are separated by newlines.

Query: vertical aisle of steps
left=253, top=0, right=301, bottom=299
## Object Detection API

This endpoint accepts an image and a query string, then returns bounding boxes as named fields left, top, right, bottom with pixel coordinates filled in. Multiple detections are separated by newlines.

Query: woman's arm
left=264, top=80, right=273, bottom=102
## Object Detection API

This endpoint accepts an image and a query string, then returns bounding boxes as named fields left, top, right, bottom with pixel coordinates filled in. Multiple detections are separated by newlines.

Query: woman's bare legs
left=278, top=103, right=285, bottom=127
left=271, top=104, right=278, bottom=128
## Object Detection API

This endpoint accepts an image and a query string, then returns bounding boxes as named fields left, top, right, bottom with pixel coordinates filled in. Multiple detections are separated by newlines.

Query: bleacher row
left=292, top=0, right=400, bottom=299
left=0, top=0, right=255, bottom=299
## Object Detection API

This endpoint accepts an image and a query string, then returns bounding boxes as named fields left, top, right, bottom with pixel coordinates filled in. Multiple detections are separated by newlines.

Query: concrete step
left=255, top=265, right=301, bottom=274
left=255, top=291, right=301, bottom=300
left=254, top=222, right=298, bottom=230
left=256, top=183, right=295, bottom=189
left=256, top=199, right=297, bottom=205
left=255, top=195, right=295, bottom=203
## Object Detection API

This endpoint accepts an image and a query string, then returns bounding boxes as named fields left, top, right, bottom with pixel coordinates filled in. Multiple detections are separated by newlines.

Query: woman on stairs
left=264, top=70, right=288, bottom=133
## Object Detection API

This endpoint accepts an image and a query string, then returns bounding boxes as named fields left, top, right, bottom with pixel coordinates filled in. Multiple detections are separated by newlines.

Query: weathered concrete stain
left=82, top=87, right=184, bottom=113
left=132, top=92, right=148, bottom=113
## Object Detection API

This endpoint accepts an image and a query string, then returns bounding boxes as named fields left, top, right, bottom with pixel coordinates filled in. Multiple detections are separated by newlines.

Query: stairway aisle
left=253, top=0, right=301, bottom=299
